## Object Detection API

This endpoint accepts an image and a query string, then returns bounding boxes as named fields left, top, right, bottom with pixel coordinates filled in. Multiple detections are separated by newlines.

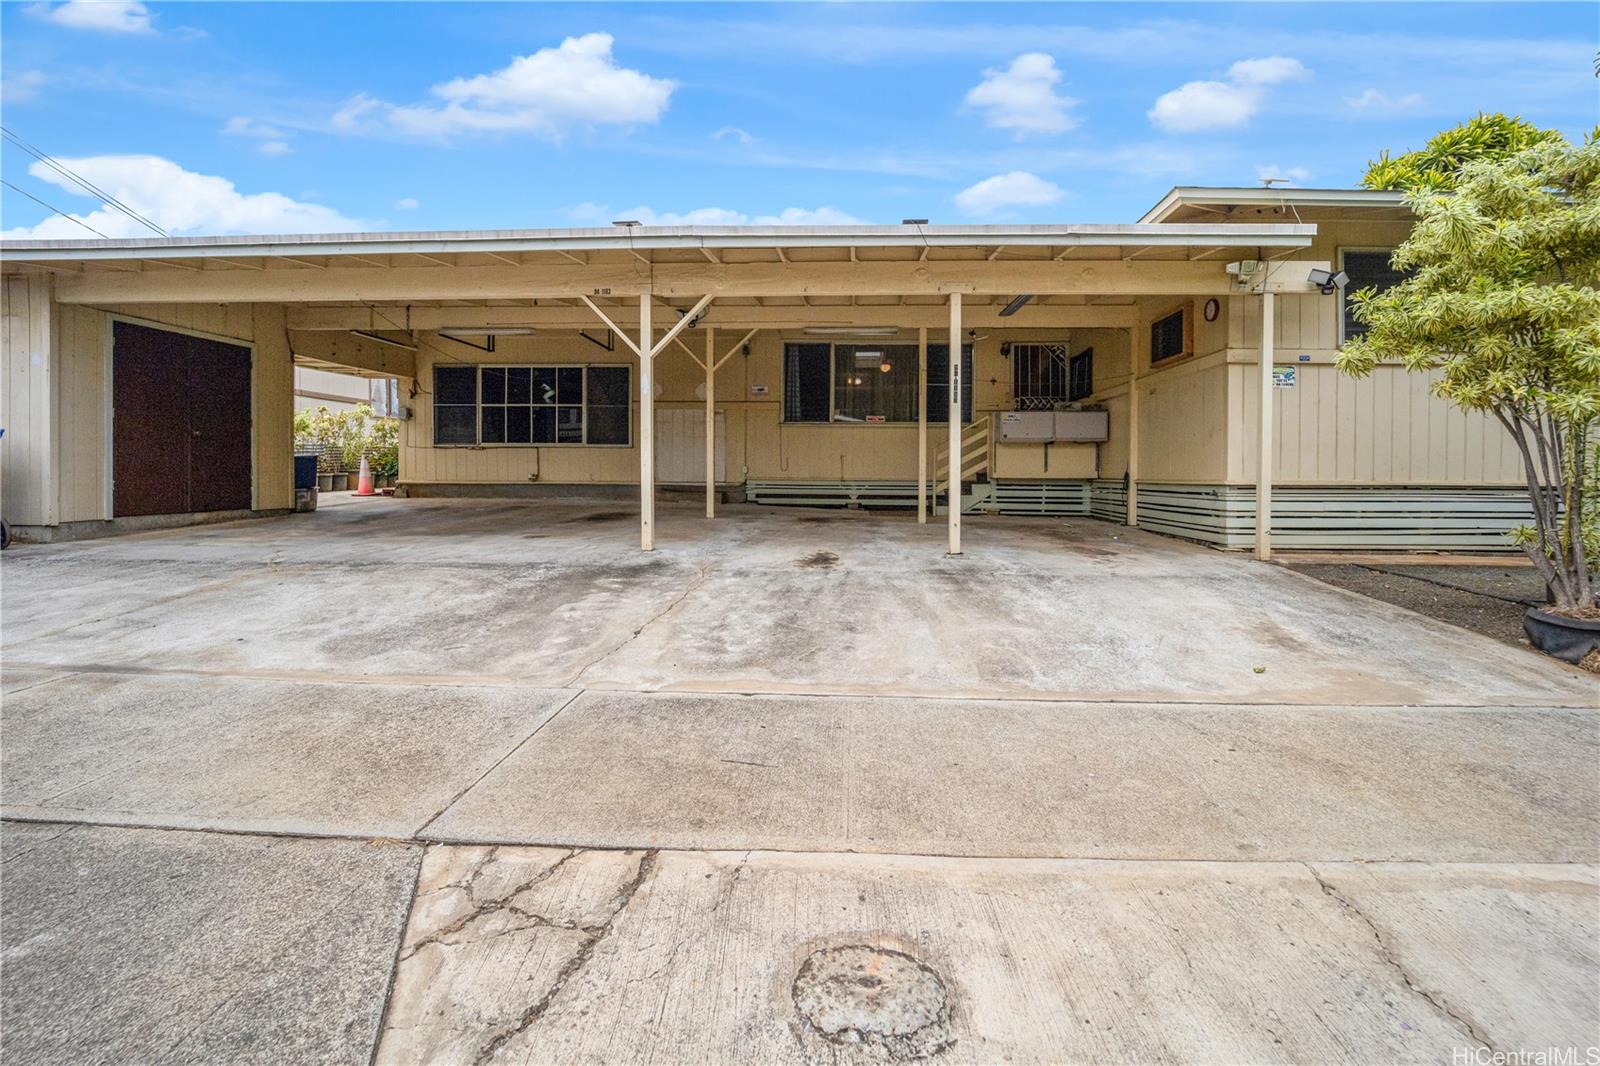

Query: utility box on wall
left=997, top=411, right=1055, bottom=441
left=998, top=410, right=1109, bottom=443
left=1053, top=410, right=1110, bottom=442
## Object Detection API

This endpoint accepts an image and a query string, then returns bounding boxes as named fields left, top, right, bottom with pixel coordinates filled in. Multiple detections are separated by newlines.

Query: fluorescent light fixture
left=852, top=350, right=885, bottom=367
left=349, top=330, right=418, bottom=350
left=801, top=327, right=900, bottom=336
left=438, top=327, right=535, bottom=337
left=998, top=294, right=1035, bottom=317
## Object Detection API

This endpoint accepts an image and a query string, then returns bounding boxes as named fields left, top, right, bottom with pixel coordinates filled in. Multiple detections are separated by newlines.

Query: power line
left=0, top=178, right=111, bottom=238
left=1, top=125, right=167, bottom=237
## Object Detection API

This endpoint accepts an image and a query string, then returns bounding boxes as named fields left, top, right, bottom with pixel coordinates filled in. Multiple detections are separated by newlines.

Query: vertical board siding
left=1, top=274, right=55, bottom=525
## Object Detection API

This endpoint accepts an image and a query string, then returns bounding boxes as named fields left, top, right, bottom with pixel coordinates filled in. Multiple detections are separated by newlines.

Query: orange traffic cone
left=356, top=455, right=375, bottom=496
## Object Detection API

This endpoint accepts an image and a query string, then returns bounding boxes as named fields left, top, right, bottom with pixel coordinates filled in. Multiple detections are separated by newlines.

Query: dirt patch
left=1291, top=564, right=1542, bottom=649
left=796, top=551, right=839, bottom=570
left=792, top=944, right=952, bottom=1060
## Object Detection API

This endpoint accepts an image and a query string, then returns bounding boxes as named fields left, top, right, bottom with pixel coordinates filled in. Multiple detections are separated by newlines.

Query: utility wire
left=0, top=178, right=111, bottom=238
left=1, top=125, right=167, bottom=237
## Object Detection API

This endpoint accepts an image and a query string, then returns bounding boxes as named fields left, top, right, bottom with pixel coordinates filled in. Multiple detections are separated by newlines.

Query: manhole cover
left=792, top=945, right=951, bottom=1059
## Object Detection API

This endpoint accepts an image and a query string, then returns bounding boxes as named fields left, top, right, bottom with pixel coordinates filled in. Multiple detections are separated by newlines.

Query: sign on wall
left=1272, top=365, right=1298, bottom=389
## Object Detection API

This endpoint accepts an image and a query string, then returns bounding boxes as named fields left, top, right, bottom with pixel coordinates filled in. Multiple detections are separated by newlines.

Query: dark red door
left=113, top=321, right=252, bottom=517
left=187, top=335, right=253, bottom=513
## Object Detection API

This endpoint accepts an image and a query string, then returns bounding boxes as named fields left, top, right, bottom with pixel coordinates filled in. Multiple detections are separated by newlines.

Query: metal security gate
left=113, top=321, right=252, bottom=517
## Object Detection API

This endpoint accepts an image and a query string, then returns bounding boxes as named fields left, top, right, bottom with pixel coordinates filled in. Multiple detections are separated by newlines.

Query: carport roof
left=1, top=220, right=1314, bottom=270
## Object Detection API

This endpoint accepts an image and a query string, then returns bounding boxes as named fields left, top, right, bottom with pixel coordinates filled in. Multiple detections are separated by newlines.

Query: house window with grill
left=1340, top=248, right=1408, bottom=341
left=431, top=364, right=631, bottom=446
left=1011, top=342, right=1070, bottom=410
left=1150, top=308, right=1189, bottom=364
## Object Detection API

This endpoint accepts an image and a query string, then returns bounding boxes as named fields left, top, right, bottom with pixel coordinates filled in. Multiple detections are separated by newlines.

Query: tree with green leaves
left=1362, top=113, right=1566, bottom=192
left=1339, top=137, right=1600, bottom=613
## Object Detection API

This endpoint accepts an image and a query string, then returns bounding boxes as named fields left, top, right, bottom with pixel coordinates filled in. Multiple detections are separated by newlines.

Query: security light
left=1306, top=268, right=1349, bottom=295
left=612, top=219, right=641, bottom=227
left=998, top=294, right=1034, bottom=317
left=901, top=218, right=929, bottom=225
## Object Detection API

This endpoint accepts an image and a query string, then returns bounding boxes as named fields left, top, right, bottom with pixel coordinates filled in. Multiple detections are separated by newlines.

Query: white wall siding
left=1, top=274, right=57, bottom=525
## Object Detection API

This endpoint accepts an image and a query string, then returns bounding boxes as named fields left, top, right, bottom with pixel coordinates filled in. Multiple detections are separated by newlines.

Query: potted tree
left=1339, top=134, right=1599, bottom=664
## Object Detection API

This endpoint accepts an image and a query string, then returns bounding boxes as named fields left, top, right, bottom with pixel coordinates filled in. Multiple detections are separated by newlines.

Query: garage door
left=113, top=321, right=252, bottom=517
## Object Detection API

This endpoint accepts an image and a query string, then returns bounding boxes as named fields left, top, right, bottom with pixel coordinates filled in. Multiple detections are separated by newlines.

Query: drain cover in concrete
left=792, top=944, right=952, bottom=1059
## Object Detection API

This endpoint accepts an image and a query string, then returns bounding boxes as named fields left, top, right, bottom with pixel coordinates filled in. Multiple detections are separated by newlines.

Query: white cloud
left=953, top=171, right=1064, bottom=216
left=1226, top=56, right=1309, bottom=86
left=336, top=33, right=675, bottom=139
left=1345, top=88, right=1425, bottom=111
left=1148, top=55, right=1309, bottom=132
left=223, top=116, right=286, bottom=139
left=963, top=53, right=1080, bottom=137
left=28, top=0, right=152, bottom=34
left=0, top=155, right=363, bottom=239
left=1256, top=164, right=1312, bottom=186
left=257, top=141, right=293, bottom=157
left=1, top=70, right=47, bottom=104
left=713, top=126, right=754, bottom=144
left=395, top=197, right=420, bottom=210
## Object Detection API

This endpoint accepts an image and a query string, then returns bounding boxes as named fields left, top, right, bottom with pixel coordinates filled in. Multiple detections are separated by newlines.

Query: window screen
left=1011, top=342, right=1070, bottom=410
left=1342, top=249, right=1408, bottom=341
left=433, top=364, right=479, bottom=444
left=783, top=343, right=832, bottom=422
left=926, top=344, right=974, bottom=424
left=1151, top=309, right=1187, bottom=364
left=585, top=365, right=630, bottom=445
left=833, top=344, right=919, bottom=422
left=1068, top=349, right=1093, bottom=402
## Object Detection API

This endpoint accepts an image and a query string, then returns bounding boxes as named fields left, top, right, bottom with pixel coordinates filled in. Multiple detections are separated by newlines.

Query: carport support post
left=640, top=294, right=655, bottom=551
left=1255, top=290, right=1275, bottom=561
left=948, top=292, right=962, bottom=555
left=917, top=326, right=928, bottom=525
left=705, top=325, right=716, bottom=518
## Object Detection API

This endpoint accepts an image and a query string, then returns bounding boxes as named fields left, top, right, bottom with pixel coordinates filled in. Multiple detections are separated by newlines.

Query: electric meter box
left=997, top=411, right=1055, bottom=442
left=1054, top=410, right=1110, bottom=442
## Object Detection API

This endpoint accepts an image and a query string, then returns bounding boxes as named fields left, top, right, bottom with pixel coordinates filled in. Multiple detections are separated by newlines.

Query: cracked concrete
left=2, top=496, right=1596, bottom=1063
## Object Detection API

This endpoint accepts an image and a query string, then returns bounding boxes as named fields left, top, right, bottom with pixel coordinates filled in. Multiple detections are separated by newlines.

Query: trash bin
left=293, top=453, right=318, bottom=491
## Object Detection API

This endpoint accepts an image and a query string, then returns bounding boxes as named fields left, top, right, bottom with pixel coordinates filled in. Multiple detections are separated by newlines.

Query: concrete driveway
left=2, top=496, right=1596, bottom=1064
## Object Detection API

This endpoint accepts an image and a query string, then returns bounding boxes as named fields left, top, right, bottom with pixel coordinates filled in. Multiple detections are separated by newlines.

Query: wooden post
left=1127, top=325, right=1141, bottom=527
left=917, top=326, right=928, bottom=525
left=948, top=292, right=962, bottom=555
left=639, top=294, right=654, bottom=551
left=705, top=325, right=716, bottom=518
left=1256, top=290, right=1275, bottom=561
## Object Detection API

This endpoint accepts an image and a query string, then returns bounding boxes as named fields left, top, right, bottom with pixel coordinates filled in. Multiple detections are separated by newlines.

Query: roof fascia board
left=1139, top=187, right=1409, bottom=223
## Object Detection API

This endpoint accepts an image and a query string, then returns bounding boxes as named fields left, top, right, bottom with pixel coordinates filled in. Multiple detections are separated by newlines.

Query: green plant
left=1338, top=137, right=1600, bottom=612
left=339, top=404, right=373, bottom=472
left=369, top=413, right=399, bottom=478
left=1362, top=113, right=1568, bottom=192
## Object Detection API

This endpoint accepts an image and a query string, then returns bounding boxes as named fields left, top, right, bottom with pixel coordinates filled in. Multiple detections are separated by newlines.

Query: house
left=0, top=186, right=1530, bottom=552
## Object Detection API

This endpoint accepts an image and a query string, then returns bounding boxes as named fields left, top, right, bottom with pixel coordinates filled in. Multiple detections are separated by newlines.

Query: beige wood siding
left=1, top=274, right=57, bottom=525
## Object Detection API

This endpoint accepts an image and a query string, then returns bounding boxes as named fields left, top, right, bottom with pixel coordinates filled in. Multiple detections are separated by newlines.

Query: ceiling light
left=438, top=327, right=535, bottom=337
left=801, top=326, right=900, bottom=336
left=998, top=294, right=1035, bottom=317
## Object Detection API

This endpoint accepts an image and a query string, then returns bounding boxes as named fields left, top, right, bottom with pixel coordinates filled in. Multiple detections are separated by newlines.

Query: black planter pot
left=1523, top=607, right=1600, bottom=664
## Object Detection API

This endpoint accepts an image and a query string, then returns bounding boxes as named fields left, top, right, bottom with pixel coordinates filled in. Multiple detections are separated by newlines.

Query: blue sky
left=2, top=1, right=1596, bottom=238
